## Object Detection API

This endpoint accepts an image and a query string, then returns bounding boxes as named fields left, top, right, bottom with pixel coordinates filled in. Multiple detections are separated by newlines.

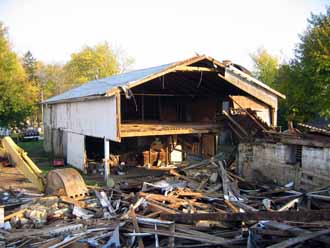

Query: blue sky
left=0, top=0, right=328, bottom=70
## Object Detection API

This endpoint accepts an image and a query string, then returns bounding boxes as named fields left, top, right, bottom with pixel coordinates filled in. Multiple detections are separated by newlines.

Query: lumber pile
left=2, top=155, right=330, bottom=247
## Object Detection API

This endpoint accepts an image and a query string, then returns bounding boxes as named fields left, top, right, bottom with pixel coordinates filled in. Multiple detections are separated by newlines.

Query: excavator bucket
left=46, top=168, right=89, bottom=199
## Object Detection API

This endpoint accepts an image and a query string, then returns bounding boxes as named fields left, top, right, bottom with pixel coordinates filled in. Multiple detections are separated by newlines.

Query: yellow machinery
left=1, top=136, right=88, bottom=199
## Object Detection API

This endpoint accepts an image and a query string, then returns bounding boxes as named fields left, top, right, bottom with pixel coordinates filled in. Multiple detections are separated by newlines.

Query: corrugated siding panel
left=50, top=96, right=117, bottom=140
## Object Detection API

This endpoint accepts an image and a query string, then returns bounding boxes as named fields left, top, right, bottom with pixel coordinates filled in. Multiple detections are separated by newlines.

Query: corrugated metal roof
left=44, top=62, right=174, bottom=103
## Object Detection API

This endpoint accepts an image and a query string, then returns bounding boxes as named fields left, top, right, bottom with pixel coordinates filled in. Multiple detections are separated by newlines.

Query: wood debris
left=2, top=153, right=330, bottom=247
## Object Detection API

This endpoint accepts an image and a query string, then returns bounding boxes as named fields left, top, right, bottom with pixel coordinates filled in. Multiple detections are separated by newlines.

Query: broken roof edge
left=225, top=65, right=286, bottom=100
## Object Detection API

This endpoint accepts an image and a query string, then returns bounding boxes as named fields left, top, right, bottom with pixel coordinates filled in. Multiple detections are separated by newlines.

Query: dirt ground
left=0, top=140, right=169, bottom=191
left=0, top=165, right=39, bottom=192
left=0, top=140, right=52, bottom=192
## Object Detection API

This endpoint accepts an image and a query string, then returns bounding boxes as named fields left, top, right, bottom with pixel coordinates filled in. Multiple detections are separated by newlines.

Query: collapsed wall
left=238, top=142, right=330, bottom=190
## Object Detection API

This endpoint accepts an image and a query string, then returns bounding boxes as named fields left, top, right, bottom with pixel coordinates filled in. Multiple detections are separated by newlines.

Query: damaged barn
left=42, top=55, right=285, bottom=179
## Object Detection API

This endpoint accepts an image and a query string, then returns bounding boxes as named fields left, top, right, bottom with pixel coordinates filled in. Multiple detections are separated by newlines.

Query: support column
left=271, top=107, right=278, bottom=127
left=104, top=137, right=110, bottom=182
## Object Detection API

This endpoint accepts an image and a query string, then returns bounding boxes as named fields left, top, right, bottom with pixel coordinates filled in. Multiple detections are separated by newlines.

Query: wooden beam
left=104, top=138, right=110, bottom=183
left=115, top=91, right=121, bottom=142
left=124, top=227, right=230, bottom=245
left=280, top=136, right=330, bottom=148
left=161, top=210, right=330, bottom=223
left=265, top=221, right=330, bottom=245
left=130, top=207, right=145, bottom=248
left=175, top=66, right=216, bottom=72
left=222, top=110, right=249, bottom=137
left=229, top=95, right=267, bottom=131
left=268, top=229, right=330, bottom=248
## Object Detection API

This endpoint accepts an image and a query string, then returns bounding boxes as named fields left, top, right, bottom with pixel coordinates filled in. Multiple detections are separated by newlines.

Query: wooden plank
left=130, top=207, right=144, bottom=248
left=115, top=91, right=121, bottom=142
left=267, top=229, right=330, bottom=248
left=229, top=95, right=267, bottom=131
left=265, top=221, right=330, bottom=245
left=161, top=210, right=330, bottom=223
left=124, top=226, right=229, bottom=245
left=174, top=66, right=216, bottom=72
left=222, top=111, right=249, bottom=137
left=121, top=129, right=218, bottom=135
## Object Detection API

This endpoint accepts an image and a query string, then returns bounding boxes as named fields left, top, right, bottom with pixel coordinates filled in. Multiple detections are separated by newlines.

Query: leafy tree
left=64, top=42, right=120, bottom=87
left=250, top=48, right=280, bottom=88
left=0, top=23, right=38, bottom=128
left=22, top=51, right=37, bottom=82
left=295, top=7, right=330, bottom=118
left=38, top=62, right=67, bottom=97
left=276, top=6, right=330, bottom=124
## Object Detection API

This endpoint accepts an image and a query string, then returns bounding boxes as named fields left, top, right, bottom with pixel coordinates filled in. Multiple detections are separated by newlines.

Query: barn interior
left=84, top=60, right=272, bottom=171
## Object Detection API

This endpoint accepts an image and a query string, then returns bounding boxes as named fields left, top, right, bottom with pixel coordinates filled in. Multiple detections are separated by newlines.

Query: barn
left=43, top=55, right=285, bottom=174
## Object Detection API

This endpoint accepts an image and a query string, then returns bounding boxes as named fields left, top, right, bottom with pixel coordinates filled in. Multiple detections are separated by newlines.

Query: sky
left=0, top=0, right=328, bottom=71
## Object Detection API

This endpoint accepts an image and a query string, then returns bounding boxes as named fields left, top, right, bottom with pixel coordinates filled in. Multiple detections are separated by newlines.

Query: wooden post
left=141, top=95, right=144, bottom=121
left=104, top=137, right=110, bottom=182
left=271, top=107, right=277, bottom=127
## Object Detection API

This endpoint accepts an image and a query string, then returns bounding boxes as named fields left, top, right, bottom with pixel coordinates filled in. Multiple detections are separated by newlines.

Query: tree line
left=1, top=6, right=329, bottom=129
left=0, top=22, right=133, bottom=128
left=251, top=6, right=330, bottom=128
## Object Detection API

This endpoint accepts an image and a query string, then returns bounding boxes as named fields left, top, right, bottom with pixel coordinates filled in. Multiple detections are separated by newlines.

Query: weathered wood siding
left=67, top=132, right=85, bottom=171
left=47, top=96, right=117, bottom=140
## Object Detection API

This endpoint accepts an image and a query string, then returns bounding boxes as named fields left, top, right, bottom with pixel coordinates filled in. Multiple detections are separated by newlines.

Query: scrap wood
left=265, top=221, right=330, bottom=245
left=146, top=199, right=178, bottom=214
left=161, top=210, right=330, bottom=223
left=222, top=110, right=249, bottom=137
left=254, top=228, right=292, bottom=237
left=278, top=198, right=299, bottom=211
left=169, top=169, right=199, bottom=185
left=60, top=196, right=86, bottom=208
left=267, top=228, right=330, bottom=248
left=229, top=95, right=268, bottom=132
left=123, top=226, right=232, bottom=245
left=130, top=206, right=144, bottom=248
left=6, top=224, right=85, bottom=241
left=4, top=208, right=26, bottom=221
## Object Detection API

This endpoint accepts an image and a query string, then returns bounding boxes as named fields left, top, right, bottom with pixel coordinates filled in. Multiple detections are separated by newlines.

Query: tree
left=0, top=23, right=38, bottom=127
left=22, top=51, right=37, bottom=82
left=275, top=6, right=330, bottom=124
left=295, top=7, right=330, bottom=118
left=38, top=62, right=67, bottom=97
left=64, top=42, right=120, bottom=87
left=250, top=48, right=280, bottom=88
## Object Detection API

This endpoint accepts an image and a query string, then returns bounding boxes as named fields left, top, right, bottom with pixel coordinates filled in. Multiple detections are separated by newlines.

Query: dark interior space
left=85, top=136, right=104, bottom=161
left=120, top=67, right=249, bottom=123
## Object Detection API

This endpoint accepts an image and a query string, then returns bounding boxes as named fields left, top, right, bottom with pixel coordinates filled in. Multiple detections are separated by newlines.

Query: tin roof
left=44, top=55, right=285, bottom=104
left=44, top=62, right=174, bottom=104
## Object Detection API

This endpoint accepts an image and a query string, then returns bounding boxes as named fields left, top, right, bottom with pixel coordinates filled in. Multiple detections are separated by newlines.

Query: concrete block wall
left=238, top=143, right=300, bottom=187
left=300, top=146, right=330, bottom=190
left=238, top=142, right=330, bottom=190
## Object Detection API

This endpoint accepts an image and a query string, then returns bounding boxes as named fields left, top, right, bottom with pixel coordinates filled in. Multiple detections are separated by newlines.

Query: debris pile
left=2, top=155, right=330, bottom=247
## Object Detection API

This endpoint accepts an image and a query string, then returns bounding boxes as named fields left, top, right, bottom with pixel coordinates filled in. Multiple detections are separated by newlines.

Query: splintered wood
left=2, top=152, right=330, bottom=247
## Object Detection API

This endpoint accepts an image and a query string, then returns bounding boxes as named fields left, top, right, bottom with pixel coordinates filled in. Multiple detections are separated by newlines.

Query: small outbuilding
left=43, top=55, right=285, bottom=173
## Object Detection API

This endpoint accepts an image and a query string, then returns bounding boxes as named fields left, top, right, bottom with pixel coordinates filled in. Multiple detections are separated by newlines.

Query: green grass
left=16, top=140, right=104, bottom=186
left=18, top=140, right=56, bottom=175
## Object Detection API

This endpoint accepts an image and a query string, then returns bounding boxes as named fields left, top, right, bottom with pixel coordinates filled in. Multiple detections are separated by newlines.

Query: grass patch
left=16, top=140, right=104, bottom=186
left=18, top=140, right=56, bottom=175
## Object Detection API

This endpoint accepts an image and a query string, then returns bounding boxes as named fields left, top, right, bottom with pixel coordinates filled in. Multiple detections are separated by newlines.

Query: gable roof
left=44, top=55, right=285, bottom=104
